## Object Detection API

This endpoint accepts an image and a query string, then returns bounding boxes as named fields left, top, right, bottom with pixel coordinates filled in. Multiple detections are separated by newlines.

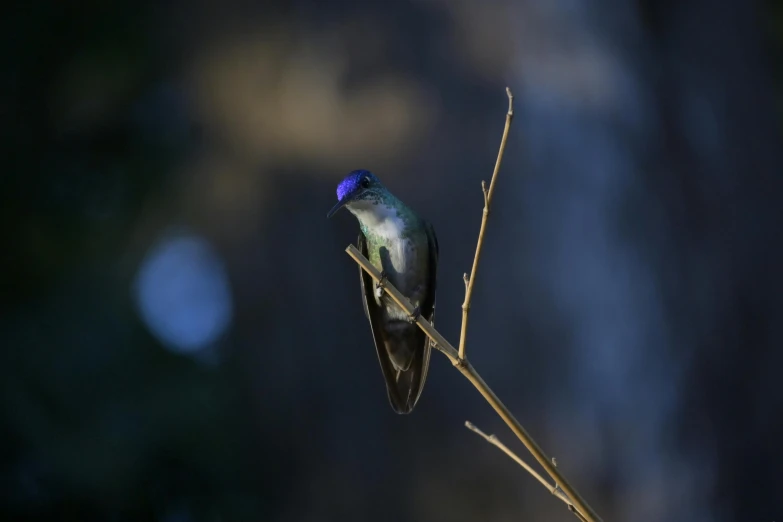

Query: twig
left=458, top=88, right=592, bottom=522
left=342, top=87, right=601, bottom=522
left=464, top=421, right=562, bottom=498
left=464, top=421, right=588, bottom=522
left=345, top=245, right=602, bottom=522
left=457, top=87, right=514, bottom=361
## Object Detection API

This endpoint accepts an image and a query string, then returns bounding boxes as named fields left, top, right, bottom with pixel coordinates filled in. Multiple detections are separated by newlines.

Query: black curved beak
left=326, top=198, right=348, bottom=218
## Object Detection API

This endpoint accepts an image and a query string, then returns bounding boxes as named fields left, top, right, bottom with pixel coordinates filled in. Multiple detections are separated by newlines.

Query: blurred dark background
left=2, top=1, right=782, bottom=521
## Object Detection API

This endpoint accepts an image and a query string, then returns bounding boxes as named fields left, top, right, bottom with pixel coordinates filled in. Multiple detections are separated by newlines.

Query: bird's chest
left=365, top=234, right=427, bottom=303
left=354, top=205, right=428, bottom=307
left=369, top=237, right=417, bottom=275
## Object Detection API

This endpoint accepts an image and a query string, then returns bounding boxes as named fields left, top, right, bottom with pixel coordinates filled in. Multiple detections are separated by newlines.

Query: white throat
left=347, top=201, right=405, bottom=239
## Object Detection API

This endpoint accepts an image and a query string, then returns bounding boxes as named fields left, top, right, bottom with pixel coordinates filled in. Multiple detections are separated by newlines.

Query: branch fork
left=344, top=87, right=602, bottom=522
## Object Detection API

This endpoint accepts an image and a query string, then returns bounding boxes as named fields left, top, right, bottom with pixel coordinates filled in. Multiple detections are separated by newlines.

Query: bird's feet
left=407, top=306, right=421, bottom=324
left=375, top=270, right=387, bottom=299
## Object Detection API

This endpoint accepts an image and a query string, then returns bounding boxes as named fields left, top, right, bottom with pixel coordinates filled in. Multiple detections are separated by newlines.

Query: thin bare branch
left=342, top=87, right=601, bottom=522
left=345, top=245, right=602, bottom=522
left=465, top=421, right=559, bottom=496
left=458, top=87, right=514, bottom=360
left=464, top=421, right=588, bottom=522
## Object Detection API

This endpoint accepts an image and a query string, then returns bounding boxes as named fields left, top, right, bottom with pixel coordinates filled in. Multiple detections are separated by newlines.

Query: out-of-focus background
left=2, top=1, right=782, bottom=521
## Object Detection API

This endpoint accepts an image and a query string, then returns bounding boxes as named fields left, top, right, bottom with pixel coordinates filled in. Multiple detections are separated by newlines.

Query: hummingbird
left=327, top=169, right=438, bottom=414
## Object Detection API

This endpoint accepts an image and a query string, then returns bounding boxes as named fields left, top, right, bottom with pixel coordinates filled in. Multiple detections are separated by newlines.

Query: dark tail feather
left=386, top=340, right=431, bottom=414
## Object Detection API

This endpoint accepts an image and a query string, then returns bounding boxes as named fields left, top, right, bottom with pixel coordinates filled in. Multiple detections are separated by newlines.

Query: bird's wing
left=406, top=221, right=438, bottom=409
left=358, top=234, right=407, bottom=411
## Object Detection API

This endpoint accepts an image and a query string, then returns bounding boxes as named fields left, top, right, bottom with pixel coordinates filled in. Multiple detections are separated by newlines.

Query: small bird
left=328, top=170, right=438, bottom=414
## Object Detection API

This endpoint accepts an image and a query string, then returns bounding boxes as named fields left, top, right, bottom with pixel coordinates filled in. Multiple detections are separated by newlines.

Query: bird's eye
left=360, top=177, right=370, bottom=189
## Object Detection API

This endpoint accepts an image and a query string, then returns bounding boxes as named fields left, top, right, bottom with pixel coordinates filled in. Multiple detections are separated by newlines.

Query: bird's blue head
left=327, top=169, right=383, bottom=218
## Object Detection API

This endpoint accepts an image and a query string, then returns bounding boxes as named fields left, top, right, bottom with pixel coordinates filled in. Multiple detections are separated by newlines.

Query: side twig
left=464, top=421, right=588, bottom=522
left=458, top=87, right=514, bottom=360
left=345, top=245, right=602, bottom=522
